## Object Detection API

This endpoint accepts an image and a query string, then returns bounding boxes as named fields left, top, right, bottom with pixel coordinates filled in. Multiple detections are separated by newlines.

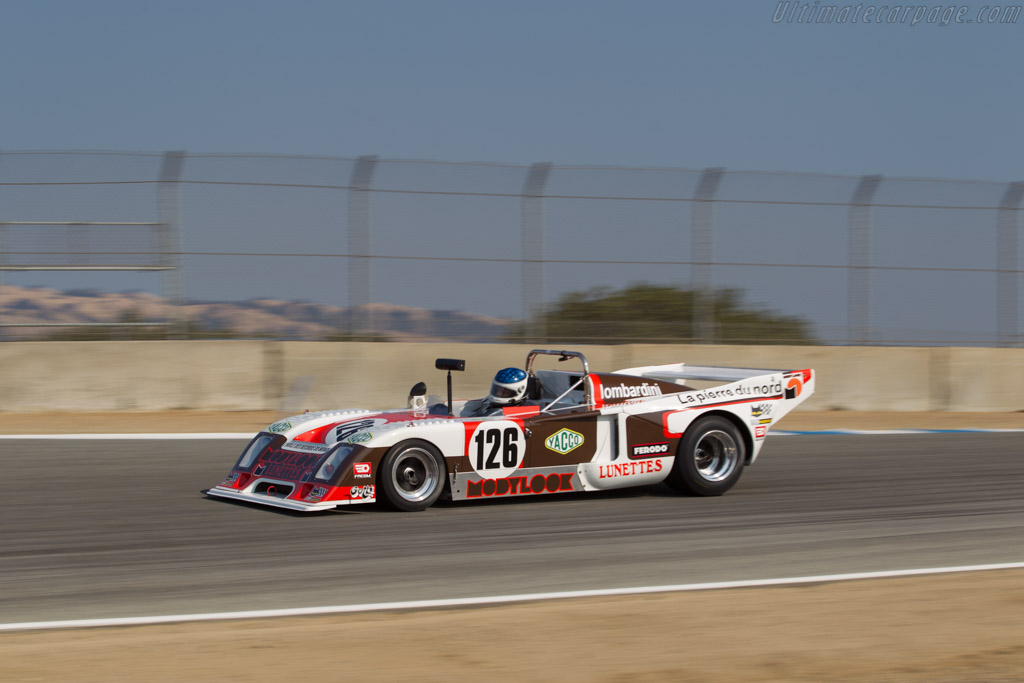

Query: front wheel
left=666, top=416, right=746, bottom=496
left=378, top=440, right=447, bottom=511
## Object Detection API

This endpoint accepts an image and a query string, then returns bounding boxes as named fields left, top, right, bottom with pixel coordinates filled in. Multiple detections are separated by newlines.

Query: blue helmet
left=489, top=367, right=528, bottom=405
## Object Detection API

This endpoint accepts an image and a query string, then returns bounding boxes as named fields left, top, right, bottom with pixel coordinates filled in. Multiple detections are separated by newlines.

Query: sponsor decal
left=678, top=381, right=784, bottom=407
left=785, top=377, right=803, bottom=399
left=755, top=425, right=767, bottom=438
left=601, top=382, right=663, bottom=401
left=630, top=442, right=670, bottom=458
left=347, top=432, right=373, bottom=444
left=467, top=420, right=526, bottom=478
left=350, top=484, right=375, bottom=500
left=598, top=459, right=663, bottom=479
left=750, top=417, right=772, bottom=426
left=268, top=421, right=292, bottom=433
left=545, top=428, right=584, bottom=455
left=283, top=441, right=330, bottom=454
left=307, top=485, right=329, bottom=501
left=328, top=418, right=387, bottom=445
left=466, top=473, right=575, bottom=498
left=353, top=462, right=372, bottom=478
left=251, top=448, right=322, bottom=480
left=750, top=403, right=774, bottom=418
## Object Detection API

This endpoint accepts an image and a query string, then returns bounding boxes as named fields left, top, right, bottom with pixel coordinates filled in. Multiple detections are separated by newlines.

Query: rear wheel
left=666, top=416, right=745, bottom=496
left=378, top=440, right=446, bottom=511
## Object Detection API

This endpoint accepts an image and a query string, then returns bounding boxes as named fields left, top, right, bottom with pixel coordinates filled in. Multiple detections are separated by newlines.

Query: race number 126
left=469, top=421, right=525, bottom=477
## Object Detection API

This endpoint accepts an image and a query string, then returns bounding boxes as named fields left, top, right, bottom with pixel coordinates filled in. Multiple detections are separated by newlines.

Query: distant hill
left=0, top=285, right=512, bottom=341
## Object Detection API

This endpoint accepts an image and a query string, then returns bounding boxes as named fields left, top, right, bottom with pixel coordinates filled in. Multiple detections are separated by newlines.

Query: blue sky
left=1, top=1, right=1022, bottom=342
left=3, top=0, right=1021, bottom=180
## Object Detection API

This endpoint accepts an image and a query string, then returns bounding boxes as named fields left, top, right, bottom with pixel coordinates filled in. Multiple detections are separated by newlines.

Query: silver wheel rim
left=391, top=447, right=440, bottom=503
left=692, top=430, right=740, bottom=482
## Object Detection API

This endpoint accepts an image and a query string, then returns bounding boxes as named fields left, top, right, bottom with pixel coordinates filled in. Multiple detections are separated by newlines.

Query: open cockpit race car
left=206, top=349, right=815, bottom=512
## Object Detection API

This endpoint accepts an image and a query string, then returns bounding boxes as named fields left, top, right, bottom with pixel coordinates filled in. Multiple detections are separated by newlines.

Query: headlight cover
left=236, top=433, right=282, bottom=470
left=314, top=443, right=359, bottom=481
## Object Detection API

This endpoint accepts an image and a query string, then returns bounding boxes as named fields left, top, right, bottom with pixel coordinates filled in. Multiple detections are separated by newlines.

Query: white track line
left=0, top=433, right=253, bottom=440
left=2, top=561, right=1023, bottom=633
left=3, top=428, right=1023, bottom=440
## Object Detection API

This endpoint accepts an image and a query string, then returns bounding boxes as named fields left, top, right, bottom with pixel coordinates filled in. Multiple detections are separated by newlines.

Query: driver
left=461, top=367, right=529, bottom=417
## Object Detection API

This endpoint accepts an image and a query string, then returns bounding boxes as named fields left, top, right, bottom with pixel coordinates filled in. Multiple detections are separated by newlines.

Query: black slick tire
left=378, top=439, right=447, bottom=511
left=666, top=416, right=746, bottom=496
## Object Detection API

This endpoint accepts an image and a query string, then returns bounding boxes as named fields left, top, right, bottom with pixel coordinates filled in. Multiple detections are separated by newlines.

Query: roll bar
left=525, top=349, right=592, bottom=407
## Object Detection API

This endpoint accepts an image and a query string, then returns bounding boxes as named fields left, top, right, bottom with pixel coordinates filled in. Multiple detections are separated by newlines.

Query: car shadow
left=198, top=489, right=364, bottom=517
left=434, top=482, right=682, bottom=509
left=199, top=482, right=686, bottom=517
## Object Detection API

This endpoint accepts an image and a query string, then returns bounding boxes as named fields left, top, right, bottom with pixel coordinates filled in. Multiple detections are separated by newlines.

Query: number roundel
left=469, top=420, right=526, bottom=478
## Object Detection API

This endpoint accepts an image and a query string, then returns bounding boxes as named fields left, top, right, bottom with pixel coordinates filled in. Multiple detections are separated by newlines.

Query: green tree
left=509, top=283, right=814, bottom=345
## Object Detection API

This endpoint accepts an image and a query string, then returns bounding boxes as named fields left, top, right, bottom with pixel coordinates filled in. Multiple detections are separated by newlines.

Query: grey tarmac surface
left=1, top=433, right=1023, bottom=626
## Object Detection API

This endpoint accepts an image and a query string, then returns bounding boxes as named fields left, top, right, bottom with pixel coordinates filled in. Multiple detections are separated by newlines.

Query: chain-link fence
left=0, top=151, right=1020, bottom=346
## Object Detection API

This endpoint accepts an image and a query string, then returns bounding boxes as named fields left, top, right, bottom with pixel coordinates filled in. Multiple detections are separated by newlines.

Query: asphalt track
left=2, top=434, right=1023, bottom=626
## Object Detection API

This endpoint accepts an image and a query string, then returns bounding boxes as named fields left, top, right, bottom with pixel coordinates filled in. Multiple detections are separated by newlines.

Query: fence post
left=348, top=155, right=378, bottom=338
left=158, top=151, right=186, bottom=339
left=848, top=174, right=882, bottom=345
left=692, top=168, right=724, bottom=344
left=997, top=181, right=1024, bottom=347
left=522, top=162, right=552, bottom=343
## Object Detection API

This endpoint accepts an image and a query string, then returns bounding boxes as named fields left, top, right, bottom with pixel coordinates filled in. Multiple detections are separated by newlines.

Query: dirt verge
left=3, top=571, right=1024, bottom=682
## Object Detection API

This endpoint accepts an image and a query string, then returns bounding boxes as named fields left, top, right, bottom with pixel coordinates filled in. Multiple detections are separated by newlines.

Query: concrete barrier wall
left=0, top=341, right=266, bottom=412
left=1, top=341, right=1022, bottom=413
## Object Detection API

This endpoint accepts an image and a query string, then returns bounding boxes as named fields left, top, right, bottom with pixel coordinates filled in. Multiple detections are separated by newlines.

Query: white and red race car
left=207, top=349, right=814, bottom=512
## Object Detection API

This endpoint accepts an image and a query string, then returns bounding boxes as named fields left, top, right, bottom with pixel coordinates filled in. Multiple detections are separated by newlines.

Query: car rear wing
left=616, top=362, right=816, bottom=426
left=614, top=362, right=788, bottom=383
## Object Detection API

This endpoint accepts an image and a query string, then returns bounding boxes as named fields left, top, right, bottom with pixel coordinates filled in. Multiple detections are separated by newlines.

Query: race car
left=206, top=349, right=815, bottom=512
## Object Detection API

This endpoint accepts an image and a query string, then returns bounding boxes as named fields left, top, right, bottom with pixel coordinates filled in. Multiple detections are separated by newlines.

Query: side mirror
left=408, top=381, right=428, bottom=411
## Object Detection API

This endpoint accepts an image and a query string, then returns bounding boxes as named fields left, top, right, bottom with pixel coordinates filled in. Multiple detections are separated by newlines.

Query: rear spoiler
left=615, top=362, right=790, bottom=383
